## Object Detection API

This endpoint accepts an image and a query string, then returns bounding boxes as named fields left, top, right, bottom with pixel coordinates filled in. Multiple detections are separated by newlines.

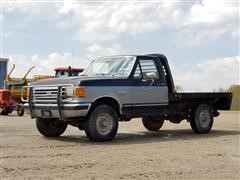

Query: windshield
left=83, top=56, right=136, bottom=77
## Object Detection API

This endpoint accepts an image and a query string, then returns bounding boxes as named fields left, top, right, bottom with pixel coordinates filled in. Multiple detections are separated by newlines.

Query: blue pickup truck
left=23, top=54, right=232, bottom=141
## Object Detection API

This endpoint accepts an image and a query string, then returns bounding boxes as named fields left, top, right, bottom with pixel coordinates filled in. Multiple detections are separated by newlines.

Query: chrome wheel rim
left=199, top=110, right=211, bottom=128
left=96, top=113, right=113, bottom=135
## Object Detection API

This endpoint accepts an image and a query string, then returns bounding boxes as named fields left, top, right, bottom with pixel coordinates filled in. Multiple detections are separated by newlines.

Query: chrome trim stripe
left=24, top=103, right=91, bottom=107
left=123, top=103, right=168, bottom=107
left=24, top=103, right=90, bottom=110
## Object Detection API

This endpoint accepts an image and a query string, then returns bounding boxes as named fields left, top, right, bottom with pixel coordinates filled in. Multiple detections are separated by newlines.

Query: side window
left=139, top=60, right=159, bottom=79
left=133, top=62, right=142, bottom=79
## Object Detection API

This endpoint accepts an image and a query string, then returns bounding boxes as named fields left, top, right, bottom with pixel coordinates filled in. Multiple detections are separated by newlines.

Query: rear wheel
left=142, top=117, right=164, bottom=131
left=36, top=118, right=67, bottom=137
left=190, top=104, right=213, bottom=134
left=85, top=105, right=118, bottom=142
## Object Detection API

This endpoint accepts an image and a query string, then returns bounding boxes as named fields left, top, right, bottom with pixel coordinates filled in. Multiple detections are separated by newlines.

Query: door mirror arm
left=149, top=79, right=154, bottom=87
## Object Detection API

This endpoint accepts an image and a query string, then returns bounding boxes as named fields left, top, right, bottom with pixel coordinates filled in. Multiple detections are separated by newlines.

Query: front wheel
left=142, top=117, right=164, bottom=131
left=190, top=104, right=213, bottom=134
left=36, top=118, right=67, bottom=137
left=85, top=105, right=118, bottom=142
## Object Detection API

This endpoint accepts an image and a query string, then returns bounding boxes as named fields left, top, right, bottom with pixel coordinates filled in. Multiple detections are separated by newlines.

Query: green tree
left=227, top=84, right=240, bottom=110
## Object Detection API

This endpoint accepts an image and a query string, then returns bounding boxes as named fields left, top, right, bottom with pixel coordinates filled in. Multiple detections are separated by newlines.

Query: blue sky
left=1, top=0, right=239, bottom=91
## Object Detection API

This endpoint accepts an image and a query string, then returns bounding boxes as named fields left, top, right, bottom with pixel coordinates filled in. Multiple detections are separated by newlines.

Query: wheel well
left=88, top=97, right=121, bottom=117
left=188, top=103, right=214, bottom=118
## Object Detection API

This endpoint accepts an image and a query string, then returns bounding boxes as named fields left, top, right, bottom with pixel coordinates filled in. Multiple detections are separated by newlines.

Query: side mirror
left=146, top=72, right=157, bottom=80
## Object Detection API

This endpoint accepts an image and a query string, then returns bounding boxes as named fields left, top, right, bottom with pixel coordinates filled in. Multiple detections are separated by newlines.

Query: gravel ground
left=1, top=111, right=240, bottom=179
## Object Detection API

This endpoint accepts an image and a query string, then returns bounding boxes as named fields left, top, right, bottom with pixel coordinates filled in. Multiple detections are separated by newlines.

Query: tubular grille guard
left=23, top=84, right=74, bottom=120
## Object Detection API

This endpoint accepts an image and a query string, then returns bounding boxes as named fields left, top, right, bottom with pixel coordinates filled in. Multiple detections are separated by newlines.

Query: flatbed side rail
left=173, top=92, right=232, bottom=111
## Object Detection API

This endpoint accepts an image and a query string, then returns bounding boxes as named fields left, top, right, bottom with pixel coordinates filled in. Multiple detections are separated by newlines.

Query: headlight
left=65, top=86, right=74, bottom=97
left=74, top=86, right=85, bottom=97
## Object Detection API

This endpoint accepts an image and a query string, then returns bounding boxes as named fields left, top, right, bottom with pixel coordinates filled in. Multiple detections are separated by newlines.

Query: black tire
left=17, top=105, right=24, bottom=116
left=78, top=121, right=86, bottom=130
left=1, top=107, right=12, bottom=115
left=85, top=105, right=118, bottom=142
left=36, top=118, right=67, bottom=137
left=190, top=104, right=213, bottom=134
left=8, top=107, right=14, bottom=114
left=142, top=117, right=164, bottom=131
left=1, top=107, right=8, bottom=116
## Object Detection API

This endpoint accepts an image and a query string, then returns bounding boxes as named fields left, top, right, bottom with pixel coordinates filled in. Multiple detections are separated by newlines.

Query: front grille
left=33, top=86, right=66, bottom=102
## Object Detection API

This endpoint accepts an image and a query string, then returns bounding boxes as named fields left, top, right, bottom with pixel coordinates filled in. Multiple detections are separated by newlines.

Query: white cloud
left=6, top=0, right=238, bottom=45
left=56, top=1, right=183, bottom=43
left=7, top=52, right=88, bottom=78
left=5, top=1, right=56, bottom=16
left=178, top=0, right=239, bottom=46
left=172, top=55, right=240, bottom=92
left=85, top=43, right=126, bottom=59
left=0, top=32, right=11, bottom=39
left=188, top=0, right=237, bottom=24
left=231, top=30, right=240, bottom=39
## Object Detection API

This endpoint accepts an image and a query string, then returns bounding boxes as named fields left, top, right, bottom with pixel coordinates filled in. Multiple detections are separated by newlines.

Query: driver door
left=129, top=57, right=168, bottom=108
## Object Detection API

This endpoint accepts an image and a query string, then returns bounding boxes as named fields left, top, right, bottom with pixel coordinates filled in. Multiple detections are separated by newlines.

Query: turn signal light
left=74, top=86, right=85, bottom=97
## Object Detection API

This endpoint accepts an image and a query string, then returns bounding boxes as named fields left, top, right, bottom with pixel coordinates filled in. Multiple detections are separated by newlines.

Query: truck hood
left=29, top=75, right=120, bottom=86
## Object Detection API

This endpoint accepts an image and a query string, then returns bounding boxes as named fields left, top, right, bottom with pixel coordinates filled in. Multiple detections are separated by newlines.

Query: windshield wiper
left=95, top=73, right=115, bottom=77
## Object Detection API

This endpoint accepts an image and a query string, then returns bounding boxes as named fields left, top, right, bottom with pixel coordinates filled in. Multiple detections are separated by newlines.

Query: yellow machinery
left=33, top=75, right=54, bottom=81
left=4, top=64, right=82, bottom=116
left=6, top=65, right=34, bottom=102
left=5, top=65, right=54, bottom=116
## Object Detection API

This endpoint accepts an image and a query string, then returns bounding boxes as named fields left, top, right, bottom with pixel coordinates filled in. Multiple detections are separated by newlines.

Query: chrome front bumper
left=24, top=102, right=91, bottom=119
left=23, top=85, right=91, bottom=120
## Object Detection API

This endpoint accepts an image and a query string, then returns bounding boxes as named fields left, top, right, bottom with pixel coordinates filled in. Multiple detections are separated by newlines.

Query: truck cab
left=23, top=54, right=232, bottom=142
